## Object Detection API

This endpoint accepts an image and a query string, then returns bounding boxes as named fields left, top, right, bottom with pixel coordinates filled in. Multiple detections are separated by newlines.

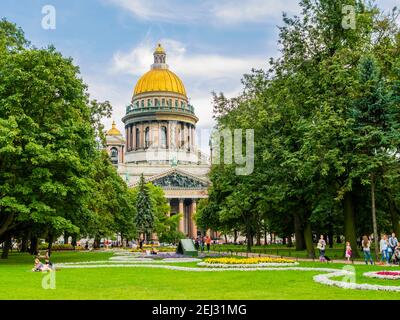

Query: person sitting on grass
left=44, top=259, right=53, bottom=270
left=393, top=244, right=400, bottom=265
left=32, top=258, right=44, bottom=272
left=151, top=247, right=158, bottom=255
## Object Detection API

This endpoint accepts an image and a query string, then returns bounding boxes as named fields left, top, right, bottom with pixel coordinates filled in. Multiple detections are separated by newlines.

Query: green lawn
left=1, top=251, right=400, bottom=300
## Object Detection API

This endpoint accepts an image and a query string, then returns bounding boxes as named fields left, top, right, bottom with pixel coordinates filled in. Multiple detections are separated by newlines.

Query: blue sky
left=1, top=0, right=398, bottom=152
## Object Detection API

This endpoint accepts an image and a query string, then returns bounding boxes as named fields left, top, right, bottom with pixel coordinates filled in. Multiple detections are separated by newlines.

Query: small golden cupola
left=106, top=120, right=122, bottom=136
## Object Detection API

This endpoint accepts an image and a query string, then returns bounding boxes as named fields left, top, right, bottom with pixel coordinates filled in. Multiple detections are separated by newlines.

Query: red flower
left=376, top=271, right=400, bottom=276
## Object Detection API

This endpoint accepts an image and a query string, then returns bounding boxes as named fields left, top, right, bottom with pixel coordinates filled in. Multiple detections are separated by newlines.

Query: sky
left=0, top=0, right=398, bottom=153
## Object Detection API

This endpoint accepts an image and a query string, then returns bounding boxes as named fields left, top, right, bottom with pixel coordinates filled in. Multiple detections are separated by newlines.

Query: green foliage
left=201, top=0, right=400, bottom=256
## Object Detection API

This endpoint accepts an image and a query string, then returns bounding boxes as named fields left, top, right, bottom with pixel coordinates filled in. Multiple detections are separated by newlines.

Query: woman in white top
left=317, top=235, right=326, bottom=262
left=380, top=234, right=389, bottom=264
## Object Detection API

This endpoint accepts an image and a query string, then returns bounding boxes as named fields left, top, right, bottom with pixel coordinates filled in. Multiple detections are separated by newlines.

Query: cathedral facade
left=105, top=44, right=210, bottom=239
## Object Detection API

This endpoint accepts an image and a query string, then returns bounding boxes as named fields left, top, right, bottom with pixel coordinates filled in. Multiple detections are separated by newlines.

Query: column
left=178, top=199, right=184, bottom=234
left=192, top=126, right=196, bottom=150
left=167, top=121, right=170, bottom=149
left=140, top=123, right=144, bottom=149
left=176, top=122, right=180, bottom=148
left=167, top=199, right=171, bottom=217
left=132, top=124, right=136, bottom=150
left=130, top=125, right=134, bottom=151
left=125, top=127, right=129, bottom=151
left=184, top=124, right=188, bottom=150
left=191, top=199, right=197, bottom=238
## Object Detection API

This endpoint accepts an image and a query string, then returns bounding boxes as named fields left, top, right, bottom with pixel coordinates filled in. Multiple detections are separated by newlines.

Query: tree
left=0, top=19, right=129, bottom=258
left=348, top=56, right=400, bottom=258
left=134, top=174, right=154, bottom=241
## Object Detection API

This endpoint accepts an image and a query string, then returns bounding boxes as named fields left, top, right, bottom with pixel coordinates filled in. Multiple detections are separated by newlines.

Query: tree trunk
left=282, top=237, right=286, bottom=245
left=21, top=233, right=29, bottom=252
left=29, top=236, right=38, bottom=256
left=264, top=228, right=267, bottom=245
left=287, top=235, right=293, bottom=247
left=294, top=212, right=306, bottom=251
left=64, top=232, right=69, bottom=244
left=93, top=236, right=101, bottom=249
left=371, top=175, right=379, bottom=260
left=47, top=234, right=54, bottom=256
left=71, top=235, right=77, bottom=249
left=1, top=236, right=12, bottom=259
left=246, top=223, right=252, bottom=252
left=234, top=230, right=238, bottom=244
left=256, top=231, right=261, bottom=246
left=303, top=221, right=315, bottom=258
left=336, top=235, right=342, bottom=244
left=343, top=192, right=360, bottom=258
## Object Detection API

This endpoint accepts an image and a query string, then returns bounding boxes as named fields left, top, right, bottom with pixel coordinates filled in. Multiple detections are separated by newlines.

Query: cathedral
left=105, top=44, right=210, bottom=239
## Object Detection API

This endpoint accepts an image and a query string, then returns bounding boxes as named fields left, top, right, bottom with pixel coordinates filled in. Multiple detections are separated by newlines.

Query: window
left=168, top=99, right=172, bottom=107
left=141, top=100, right=144, bottom=108
left=136, top=128, right=140, bottom=149
left=145, top=127, right=150, bottom=148
left=175, top=100, right=178, bottom=108
left=110, top=147, right=118, bottom=164
left=155, top=99, right=159, bottom=106
left=161, top=126, right=167, bottom=148
left=147, top=99, right=151, bottom=107
left=162, top=99, right=165, bottom=106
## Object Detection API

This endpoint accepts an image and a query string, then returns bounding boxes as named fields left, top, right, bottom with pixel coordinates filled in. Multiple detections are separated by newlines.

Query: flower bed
left=198, top=257, right=298, bottom=268
left=363, top=271, right=400, bottom=280
left=204, top=257, right=296, bottom=265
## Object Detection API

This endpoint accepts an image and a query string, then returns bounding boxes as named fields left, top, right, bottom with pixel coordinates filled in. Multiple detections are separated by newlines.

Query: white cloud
left=106, top=0, right=208, bottom=23
left=106, top=0, right=399, bottom=26
left=106, top=0, right=300, bottom=25
left=209, top=0, right=300, bottom=24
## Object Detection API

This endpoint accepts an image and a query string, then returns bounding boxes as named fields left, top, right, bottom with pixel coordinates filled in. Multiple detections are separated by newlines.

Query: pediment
left=148, top=169, right=209, bottom=189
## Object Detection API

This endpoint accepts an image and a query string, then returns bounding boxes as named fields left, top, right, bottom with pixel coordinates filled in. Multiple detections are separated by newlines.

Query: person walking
left=194, top=237, right=200, bottom=251
left=388, top=233, right=398, bottom=263
left=317, top=235, right=326, bottom=262
left=205, top=235, right=212, bottom=252
left=361, top=235, right=374, bottom=265
left=380, top=234, right=389, bottom=264
left=345, top=241, right=352, bottom=263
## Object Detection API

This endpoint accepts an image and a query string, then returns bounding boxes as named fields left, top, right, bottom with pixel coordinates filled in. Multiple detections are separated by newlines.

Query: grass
left=1, top=251, right=400, bottom=300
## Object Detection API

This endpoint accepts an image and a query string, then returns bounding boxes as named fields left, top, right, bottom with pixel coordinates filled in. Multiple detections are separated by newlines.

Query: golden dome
left=134, top=69, right=187, bottom=96
left=154, top=43, right=165, bottom=54
left=106, top=121, right=122, bottom=136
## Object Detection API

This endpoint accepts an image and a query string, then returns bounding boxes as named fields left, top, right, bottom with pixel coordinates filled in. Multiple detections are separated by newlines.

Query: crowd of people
left=193, top=235, right=212, bottom=252
left=317, top=233, right=400, bottom=265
